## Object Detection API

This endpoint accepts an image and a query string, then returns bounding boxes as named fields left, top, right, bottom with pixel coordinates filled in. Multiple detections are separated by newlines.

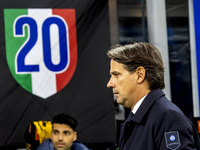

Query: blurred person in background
left=36, top=113, right=89, bottom=150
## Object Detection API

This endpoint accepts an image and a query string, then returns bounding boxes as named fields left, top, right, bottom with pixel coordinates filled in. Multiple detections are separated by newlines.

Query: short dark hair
left=52, top=113, right=78, bottom=131
left=107, top=42, right=165, bottom=90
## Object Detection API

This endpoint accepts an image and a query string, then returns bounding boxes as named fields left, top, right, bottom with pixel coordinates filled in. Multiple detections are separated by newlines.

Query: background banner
left=0, top=0, right=115, bottom=148
left=190, top=0, right=200, bottom=117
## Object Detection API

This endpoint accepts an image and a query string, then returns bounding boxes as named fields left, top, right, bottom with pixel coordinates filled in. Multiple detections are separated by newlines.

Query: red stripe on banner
left=53, top=9, right=78, bottom=92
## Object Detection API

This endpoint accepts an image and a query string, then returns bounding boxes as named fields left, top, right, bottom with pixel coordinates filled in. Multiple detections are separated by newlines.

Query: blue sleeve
left=72, top=140, right=90, bottom=150
left=36, top=138, right=54, bottom=150
left=155, top=110, right=200, bottom=149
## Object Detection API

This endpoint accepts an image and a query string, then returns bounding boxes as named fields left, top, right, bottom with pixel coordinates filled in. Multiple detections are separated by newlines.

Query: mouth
left=113, top=91, right=119, bottom=97
left=56, top=143, right=65, bottom=147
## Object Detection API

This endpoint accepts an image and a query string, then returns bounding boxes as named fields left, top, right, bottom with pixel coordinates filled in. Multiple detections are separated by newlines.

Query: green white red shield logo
left=4, top=9, right=78, bottom=98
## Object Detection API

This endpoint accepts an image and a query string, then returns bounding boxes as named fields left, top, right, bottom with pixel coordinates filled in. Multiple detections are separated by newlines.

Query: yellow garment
left=33, top=121, right=52, bottom=144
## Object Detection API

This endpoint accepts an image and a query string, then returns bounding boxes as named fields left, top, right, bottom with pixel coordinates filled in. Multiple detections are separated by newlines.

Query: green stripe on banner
left=4, top=9, right=32, bottom=93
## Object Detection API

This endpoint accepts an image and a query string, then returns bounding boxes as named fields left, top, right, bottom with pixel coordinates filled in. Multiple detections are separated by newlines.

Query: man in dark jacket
left=36, top=113, right=89, bottom=150
left=107, top=42, right=200, bottom=150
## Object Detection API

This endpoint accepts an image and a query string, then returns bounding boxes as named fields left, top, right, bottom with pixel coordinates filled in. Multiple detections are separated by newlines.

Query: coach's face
left=51, top=123, right=77, bottom=150
left=107, top=59, right=139, bottom=109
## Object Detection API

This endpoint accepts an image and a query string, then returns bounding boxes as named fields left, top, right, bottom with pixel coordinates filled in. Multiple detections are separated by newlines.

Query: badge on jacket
left=164, top=131, right=180, bottom=150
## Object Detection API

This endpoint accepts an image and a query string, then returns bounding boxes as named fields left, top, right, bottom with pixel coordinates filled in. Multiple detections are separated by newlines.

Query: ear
left=73, top=131, right=77, bottom=141
left=136, top=66, right=146, bottom=84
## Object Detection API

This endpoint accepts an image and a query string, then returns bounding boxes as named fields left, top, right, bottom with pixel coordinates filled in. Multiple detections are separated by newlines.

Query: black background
left=0, top=0, right=115, bottom=149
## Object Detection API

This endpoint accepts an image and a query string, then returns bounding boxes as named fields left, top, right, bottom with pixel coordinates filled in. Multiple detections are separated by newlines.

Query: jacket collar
left=130, top=88, right=165, bottom=123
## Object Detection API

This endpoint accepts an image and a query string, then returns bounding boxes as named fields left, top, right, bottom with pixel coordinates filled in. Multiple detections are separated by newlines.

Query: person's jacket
left=36, top=138, right=90, bottom=150
left=119, top=89, right=200, bottom=150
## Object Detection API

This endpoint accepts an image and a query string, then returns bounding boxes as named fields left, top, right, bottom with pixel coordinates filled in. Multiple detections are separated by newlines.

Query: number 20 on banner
left=14, top=15, right=69, bottom=73
left=4, top=9, right=78, bottom=98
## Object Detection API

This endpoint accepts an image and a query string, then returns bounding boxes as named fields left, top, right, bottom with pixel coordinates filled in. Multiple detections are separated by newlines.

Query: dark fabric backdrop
left=0, top=0, right=115, bottom=148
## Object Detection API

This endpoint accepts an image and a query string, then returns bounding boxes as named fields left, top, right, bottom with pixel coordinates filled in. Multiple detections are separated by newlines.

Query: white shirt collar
left=132, top=95, right=147, bottom=114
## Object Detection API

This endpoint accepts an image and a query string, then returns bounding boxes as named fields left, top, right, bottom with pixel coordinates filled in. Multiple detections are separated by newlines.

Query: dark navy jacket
left=36, top=138, right=90, bottom=150
left=119, top=89, right=200, bottom=150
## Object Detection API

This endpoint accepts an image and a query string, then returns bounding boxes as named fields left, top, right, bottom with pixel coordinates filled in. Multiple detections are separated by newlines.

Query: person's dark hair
left=52, top=113, right=78, bottom=131
left=107, top=42, right=165, bottom=90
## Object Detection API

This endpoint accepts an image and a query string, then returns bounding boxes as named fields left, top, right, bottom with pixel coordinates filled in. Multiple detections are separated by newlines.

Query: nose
left=58, top=133, right=63, bottom=141
left=107, top=77, right=114, bottom=88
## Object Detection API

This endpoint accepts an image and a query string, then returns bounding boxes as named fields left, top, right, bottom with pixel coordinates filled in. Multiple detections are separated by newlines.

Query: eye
left=113, top=73, right=119, bottom=77
left=64, top=131, right=71, bottom=135
left=52, top=130, right=58, bottom=135
left=110, top=72, right=120, bottom=79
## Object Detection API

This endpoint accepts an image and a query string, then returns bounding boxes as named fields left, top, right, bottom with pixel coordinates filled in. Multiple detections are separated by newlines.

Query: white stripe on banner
left=189, top=0, right=199, bottom=117
left=28, top=9, right=57, bottom=99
